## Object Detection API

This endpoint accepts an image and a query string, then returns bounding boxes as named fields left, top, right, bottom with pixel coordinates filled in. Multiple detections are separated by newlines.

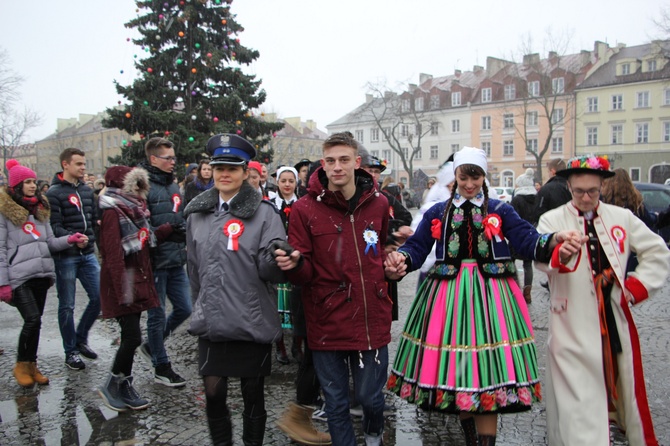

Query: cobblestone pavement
left=1, top=262, right=668, bottom=445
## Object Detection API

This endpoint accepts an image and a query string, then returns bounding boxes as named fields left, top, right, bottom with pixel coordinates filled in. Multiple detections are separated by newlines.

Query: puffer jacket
left=138, top=162, right=186, bottom=270
left=0, top=190, right=71, bottom=289
left=184, top=183, right=286, bottom=344
left=286, top=168, right=391, bottom=351
left=46, top=173, right=97, bottom=257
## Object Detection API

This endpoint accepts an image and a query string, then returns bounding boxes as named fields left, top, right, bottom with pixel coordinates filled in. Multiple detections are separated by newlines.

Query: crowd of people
left=1, top=134, right=670, bottom=446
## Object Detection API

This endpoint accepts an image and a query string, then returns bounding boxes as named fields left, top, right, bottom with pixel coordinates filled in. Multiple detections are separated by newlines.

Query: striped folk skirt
left=277, top=282, right=293, bottom=329
left=387, top=260, right=541, bottom=414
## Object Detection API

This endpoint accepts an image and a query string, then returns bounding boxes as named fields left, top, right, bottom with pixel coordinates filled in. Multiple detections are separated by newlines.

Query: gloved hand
left=270, top=240, right=294, bottom=259
left=0, top=285, right=13, bottom=304
left=67, top=233, right=87, bottom=244
left=168, top=222, right=187, bottom=244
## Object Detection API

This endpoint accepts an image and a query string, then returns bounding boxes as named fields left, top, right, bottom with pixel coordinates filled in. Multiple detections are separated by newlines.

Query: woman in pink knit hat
left=0, top=159, right=86, bottom=387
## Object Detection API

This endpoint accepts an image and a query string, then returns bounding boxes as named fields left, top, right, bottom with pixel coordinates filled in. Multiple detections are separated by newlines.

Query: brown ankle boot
left=523, top=285, right=532, bottom=304
left=276, top=402, right=332, bottom=445
left=30, top=362, right=49, bottom=385
left=13, top=362, right=35, bottom=387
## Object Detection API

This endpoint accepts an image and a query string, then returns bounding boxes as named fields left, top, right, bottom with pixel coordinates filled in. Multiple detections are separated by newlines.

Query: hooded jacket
left=98, top=168, right=170, bottom=318
left=184, top=182, right=287, bottom=344
left=46, top=173, right=97, bottom=257
left=532, top=175, right=571, bottom=225
left=138, top=162, right=186, bottom=270
left=286, top=167, right=391, bottom=351
left=0, top=189, right=71, bottom=289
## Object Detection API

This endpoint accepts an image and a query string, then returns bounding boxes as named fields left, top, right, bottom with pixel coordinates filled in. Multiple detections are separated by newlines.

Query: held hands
left=384, top=251, right=408, bottom=280
left=274, top=248, right=301, bottom=271
left=555, top=230, right=588, bottom=265
left=67, top=233, right=88, bottom=247
left=0, top=285, right=12, bottom=304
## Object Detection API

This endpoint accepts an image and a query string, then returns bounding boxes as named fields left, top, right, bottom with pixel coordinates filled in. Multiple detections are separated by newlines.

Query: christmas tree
left=103, top=0, right=283, bottom=171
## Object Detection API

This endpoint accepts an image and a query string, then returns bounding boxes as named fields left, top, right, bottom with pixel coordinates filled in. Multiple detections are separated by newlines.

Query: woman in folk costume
left=268, top=166, right=301, bottom=364
left=385, top=147, right=579, bottom=446
left=0, top=160, right=86, bottom=387
left=536, top=155, right=670, bottom=446
left=96, top=166, right=175, bottom=411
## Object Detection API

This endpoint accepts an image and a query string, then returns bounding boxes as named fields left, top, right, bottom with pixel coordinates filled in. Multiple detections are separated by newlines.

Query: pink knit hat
left=5, top=159, right=37, bottom=188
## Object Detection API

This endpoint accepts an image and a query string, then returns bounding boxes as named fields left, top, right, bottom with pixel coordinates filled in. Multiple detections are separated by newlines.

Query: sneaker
left=311, top=403, right=328, bottom=422
left=98, top=373, right=127, bottom=412
left=138, top=342, right=152, bottom=363
left=77, top=343, right=98, bottom=360
left=154, top=363, right=186, bottom=387
left=65, top=352, right=85, bottom=370
left=119, top=376, right=150, bottom=410
left=275, top=351, right=290, bottom=365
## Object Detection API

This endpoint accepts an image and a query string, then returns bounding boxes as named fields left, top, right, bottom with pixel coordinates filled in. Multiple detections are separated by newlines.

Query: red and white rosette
left=172, top=194, right=181, bottom=213
left=483, top=213, right=504, bottom=242
left=68, top=194, right=81, bottom=212
left=138, top=227, right=150, bottom=248
left=223, top=219, right=244, bottom=251
left=22, top=222, right=41, bottom=240
left=611, top=226, right=626, bottom=253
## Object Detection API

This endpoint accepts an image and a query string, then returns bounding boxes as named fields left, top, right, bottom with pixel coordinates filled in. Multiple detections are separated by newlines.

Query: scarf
left=194, top=178, right=214, bottom=192
left=98, top=188, right=156, bottom=255
left=21, top=196, right=41, bottom=216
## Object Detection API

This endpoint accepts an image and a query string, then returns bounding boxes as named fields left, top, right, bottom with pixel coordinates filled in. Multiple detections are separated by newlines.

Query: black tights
left=112, top=312, right=142, bottom=376
left=12, top=278, right=51, bottom=362
left=296, top=343, right=320, bottom=405
left=203, top=375, right=265, bottom=419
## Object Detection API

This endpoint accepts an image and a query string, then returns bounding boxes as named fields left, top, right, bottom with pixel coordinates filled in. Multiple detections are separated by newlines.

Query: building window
left=371, top=150, right=380, bottom=158
left=481, top=115, right=491, bottom=130
left=402, top=147, right=409, bottom=158
left=528, top=81, right=540, bottom=97
left=504, top=84, right=516, bottom=100
left=587, top=97, right=599, bottom=112
left=611, top=124, right=623, bottom=144
left=664, top=89, right=670, bottom=106
left=502, top=171, right=514, bottom=187
left=415, top=97, right=424, bottom=111
left=611, top=94, right=623, bottom=110
left=552, top=77, right=565, bottom=94
left=382, top=149, right=391, bottom=162
left=481, top=141, right=491, bottom=157
left=587, top=127, right=598, bottom=146
left=664, top=121, right=670, bottom=142
left=382, top=127, right=390, bottom=141
left=430, top=95, right=440, bottom=110
left=527, top=138, right=538, bottom=154
left=355, top=130, right=364, bottom=142
left=481, top=87, right=492, bottom=103
left=401, top=125, right=409, bottom=137
left=503, top=140, right=514, bottom=156
left=415, top=146, right=422, bottom=160
left=552, top=137, right=563, bottom=153
left=636, top=123, right=649, bottom=143
left=430, top=122, right=439, bottom=135
left=630, top=167, right=640, bottom=182
left=551, top=108, right=564, bottom=125
left=503, top=113, right=514, bottom=129
left=451, top=144, right=460, bottom=153
left=648, top=60, right=657, bottom=72
left=622, top=63, right=631, bottom=75
left=527, top=111, right=538, bottom=127
left=451, top=91, right=461, bottom=106
left=415, top=124, right=422, bottom=135
left=370, top=128, right=379, bottom=142
left=636, top=91, right=650, bottom=108
left=401, top=99, right=410, bottom=113
left=452, top=119, right=460, bottom=133
left=430, top=145, right=439, bottom=159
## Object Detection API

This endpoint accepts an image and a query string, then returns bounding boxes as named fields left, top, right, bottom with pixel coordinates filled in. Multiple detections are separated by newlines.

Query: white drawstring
left=358, top=351, right=364, bottom=368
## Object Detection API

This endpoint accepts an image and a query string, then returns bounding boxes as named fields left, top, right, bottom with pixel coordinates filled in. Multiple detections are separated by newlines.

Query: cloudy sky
left=1, top=0, right=666, bottom=142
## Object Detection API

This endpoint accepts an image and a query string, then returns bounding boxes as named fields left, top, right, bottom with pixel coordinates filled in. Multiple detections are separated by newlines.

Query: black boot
left=478, top=434, right=496, bottom=446
left=242, top=412, right=267, bottom=446
left=460, top=417, right=478, bottom=446
left=208, top=414, right=233, bottom=446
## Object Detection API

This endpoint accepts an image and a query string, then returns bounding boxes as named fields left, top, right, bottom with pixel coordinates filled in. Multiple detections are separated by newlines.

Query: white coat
left=536, top=201, right=669, bottom=446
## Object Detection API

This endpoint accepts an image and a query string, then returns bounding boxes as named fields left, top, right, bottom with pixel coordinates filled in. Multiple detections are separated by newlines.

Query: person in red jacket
left=276, top=131, right=393, bottom=446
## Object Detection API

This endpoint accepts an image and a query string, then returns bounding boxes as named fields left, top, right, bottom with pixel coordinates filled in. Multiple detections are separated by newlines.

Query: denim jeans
left=12, top=278, right=51, bottom=362
left=146, top=267, right=192, bottom=367
left=54, top=253, right=101, bottom=356
left=313, top=346, right=388, bottom=446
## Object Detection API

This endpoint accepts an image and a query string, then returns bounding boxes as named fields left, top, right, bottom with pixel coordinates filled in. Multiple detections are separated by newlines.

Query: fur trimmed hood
left=184, top=181, right=263, bottom=219
left=103, top=166, right=151, bottom=200
left=0, top=188, right=50, bottom=226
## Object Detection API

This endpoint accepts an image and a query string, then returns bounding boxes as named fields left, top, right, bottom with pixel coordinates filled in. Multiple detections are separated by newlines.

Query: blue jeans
left=146, top=267, right=192, bottom=367
left=54, top=253, right=101, bottom=356
left=313, top=346, right=388, bottom=446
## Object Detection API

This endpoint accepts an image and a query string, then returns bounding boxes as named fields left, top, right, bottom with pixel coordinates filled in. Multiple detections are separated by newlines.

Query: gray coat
left=0, top=190, right=71, bottom=289
left=184, top=183, right=286, bottom=344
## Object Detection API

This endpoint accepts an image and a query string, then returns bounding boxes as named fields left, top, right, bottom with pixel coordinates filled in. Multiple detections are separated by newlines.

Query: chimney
left=454, top=69, right=462, bottom=77
left=548, top=51, right=558, bottom=59
left=523, top=53, right=540, bottom=66
left=365, top=93, right=374, bottom=103
left=473, top=65, right=484, bottom=72
left=384, top=91, right=394, bottom=99
left=419, top=73, right=433, bottom=84
left=579, top=49, right=591, bottom=66
left=284, top=117, right=302, bottom=134
left=408, top=83, right=417, bottom=93
left=263, top=112, right=277, bottom=123
left=305, top=120, right=316, bottom=131
left=486, top=56, right=511, bottom=76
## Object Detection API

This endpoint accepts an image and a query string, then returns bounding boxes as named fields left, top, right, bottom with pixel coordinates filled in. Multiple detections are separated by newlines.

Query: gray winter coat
left=0, top=190, right=71, bottom=289
left=184, top=182, right=286, bottom=344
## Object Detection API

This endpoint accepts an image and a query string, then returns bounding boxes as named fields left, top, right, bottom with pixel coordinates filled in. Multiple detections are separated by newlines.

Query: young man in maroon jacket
left=276, top=131, right=393, bottom=446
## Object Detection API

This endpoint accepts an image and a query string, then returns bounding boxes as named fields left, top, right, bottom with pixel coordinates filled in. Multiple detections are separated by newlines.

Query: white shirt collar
left=452, top=190, right=485, bottom=208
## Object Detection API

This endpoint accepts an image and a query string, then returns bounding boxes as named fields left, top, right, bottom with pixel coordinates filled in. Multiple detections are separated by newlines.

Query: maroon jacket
left=286, top=167, right=391, bottom=351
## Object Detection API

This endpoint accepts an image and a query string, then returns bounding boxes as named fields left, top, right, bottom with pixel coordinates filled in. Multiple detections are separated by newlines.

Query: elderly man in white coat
left=536, top=154, right=670, bottom=446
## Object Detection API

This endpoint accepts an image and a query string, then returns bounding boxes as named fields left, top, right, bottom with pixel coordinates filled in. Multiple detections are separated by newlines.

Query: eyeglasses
left=571, top=188, right=601, bottom=198
left=154, top=155, right=177, bottom=162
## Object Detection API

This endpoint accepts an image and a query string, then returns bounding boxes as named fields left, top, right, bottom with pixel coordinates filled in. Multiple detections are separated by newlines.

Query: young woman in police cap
left=184, top=133, right=288, bottom=446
